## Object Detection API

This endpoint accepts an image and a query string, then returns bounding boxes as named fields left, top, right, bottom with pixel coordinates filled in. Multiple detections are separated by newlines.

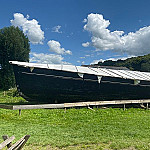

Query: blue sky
left=1, top=0, right=150, bottom=65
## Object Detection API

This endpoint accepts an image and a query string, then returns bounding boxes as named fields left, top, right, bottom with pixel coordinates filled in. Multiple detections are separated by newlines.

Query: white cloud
left=30, top=52, right=65, bottom=64
left=26, top=14, right=29, bottom=19
left=11, top=13, right=44, bottom=44
left=52, top=25, right=62, bottom=33
left=82, top=42, right=90, bottom=47
left=107, top=55, right=136, bottom=61
left=91, top=59, right=104, bottom=64
left=83, top=18, right=87, bottom=23
left=90, top=55, right=135, bottom=64
left=80, top=57, right=85, bottom=59
left=85, top=54, right=91, bottom=57
left=47, top=40, right=72, bottom=55
left=81, top=61, right=85, bottom=65
left=83, top=13, right=150, bottom=56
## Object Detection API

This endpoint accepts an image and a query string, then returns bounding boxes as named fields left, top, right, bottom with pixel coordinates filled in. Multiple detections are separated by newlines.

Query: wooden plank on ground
left=15, top=135, right=30, bottom=150
left=1, top=135, right=30, bottom=150
left=8, top=139, right=25, bottom=150
left=2, top=135, right=13, bottom=148
left=8, top=135, right=25, bottom=150
left=8, top=135, right=30, bottom=150
left=0, top=104, right=13, bottom=110
left=0, top=136, right=15, bottom=150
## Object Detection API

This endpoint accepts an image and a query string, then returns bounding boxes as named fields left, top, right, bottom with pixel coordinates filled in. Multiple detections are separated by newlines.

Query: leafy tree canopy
left=0, top=26, right=30, bottom=90
left=98, top=54, right=150, bottom=72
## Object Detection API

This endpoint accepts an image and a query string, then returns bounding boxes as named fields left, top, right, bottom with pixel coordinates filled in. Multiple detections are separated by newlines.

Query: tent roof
left=9, top=61, right=150, bottom=81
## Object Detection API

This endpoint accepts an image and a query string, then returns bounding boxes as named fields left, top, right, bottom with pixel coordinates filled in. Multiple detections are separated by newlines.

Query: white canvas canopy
left=9, top=61, right=150, bottom=83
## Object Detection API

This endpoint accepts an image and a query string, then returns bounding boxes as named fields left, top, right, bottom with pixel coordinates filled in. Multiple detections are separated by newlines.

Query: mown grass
left=0, top=89, right=150, bottom=149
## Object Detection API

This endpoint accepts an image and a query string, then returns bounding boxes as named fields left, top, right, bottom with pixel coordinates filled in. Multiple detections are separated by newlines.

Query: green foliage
left=98, top=54, right=150, bottom=72
left=0, top=26, right=30, bottom=90
left=0, top=91, right=150, bottom=149
left=0, top=108, right=150, bottom=149
left=0, top=88, right=26, bottom=104
left=6, top=88, right=20, bottom=97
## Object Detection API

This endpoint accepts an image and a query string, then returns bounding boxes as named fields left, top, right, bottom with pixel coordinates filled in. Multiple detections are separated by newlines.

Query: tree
left=0, top=26, right=30, bottom=90
left=97, top=54, right=150, bottom=72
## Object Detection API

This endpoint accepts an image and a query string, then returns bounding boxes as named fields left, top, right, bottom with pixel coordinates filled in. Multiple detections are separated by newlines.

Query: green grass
left=0, top=89, right=26, bottom=104
left=0, top=89, right=150, bottom=149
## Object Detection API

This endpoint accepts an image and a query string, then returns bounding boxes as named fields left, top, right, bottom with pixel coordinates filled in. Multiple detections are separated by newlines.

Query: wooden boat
left=9, top=61, right=150, bottom=103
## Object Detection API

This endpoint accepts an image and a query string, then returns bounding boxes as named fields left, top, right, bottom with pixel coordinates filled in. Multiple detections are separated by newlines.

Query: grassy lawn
left=0, top=89, right=150, bottom=150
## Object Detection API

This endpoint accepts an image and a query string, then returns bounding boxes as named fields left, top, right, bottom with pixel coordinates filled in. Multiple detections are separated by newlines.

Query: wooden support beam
left=2, top=135, right=12, bottom=148
left=8, top=139, right=25, bottom=150
left=1, top=99, right=150, bottom=113
left=13, top=104, right=64, bottom=110
left=88, top=106, right=95, bottom=111
left=0, top=136, right=15, bottom=150
left=8, top=135, right=30, bottom=150
left=0, top=105, right=13, bottom=110
left=147, top=103, right=149, bottom=109
left=19, top=109, right=21, bottom=116
left=64, top=99, right=150, bottom=108
left=123, top=104, right=126, bottom=111
left=17, top=135, right=30, bottom=150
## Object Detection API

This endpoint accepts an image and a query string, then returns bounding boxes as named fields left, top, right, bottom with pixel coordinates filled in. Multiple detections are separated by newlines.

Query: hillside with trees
left=0, top=26, right=30, bottom=90
left=98, top=54, right=150, bottom=72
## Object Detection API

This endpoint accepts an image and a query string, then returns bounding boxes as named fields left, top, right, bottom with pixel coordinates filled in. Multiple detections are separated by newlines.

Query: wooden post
left=96, top=105, right=99, bottom=110
left=4, top=91, right=6, bottom=96
left=19, top=109, right=21, bottom=116
left=147, top=103, right=149, bottom=109
left=64, top=107, right=66, bottom=113
left=88, top=106, right=95, bottom=111
left=123, top=104, right=126, bottom=110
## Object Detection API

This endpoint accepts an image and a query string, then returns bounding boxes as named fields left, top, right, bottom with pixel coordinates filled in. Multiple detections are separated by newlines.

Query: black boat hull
left=12, top=65, right=150, bottom=103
